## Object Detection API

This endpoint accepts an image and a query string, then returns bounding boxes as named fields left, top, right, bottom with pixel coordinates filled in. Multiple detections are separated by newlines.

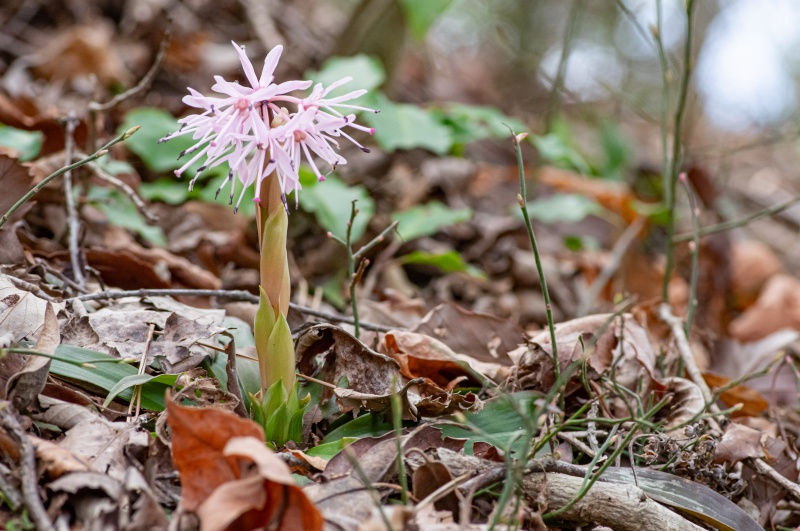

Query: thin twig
left=546, top=0, right=583, bottom=130
left=85, top=158, right=159, bottom=223
left=657, top=303, right=722, bottom=434
left=76, top=288, right=399, bottom=332
left=3, top=275, right=56, bottom=301
left=511, top=130, right=559, bottom=380
left=750, top=457, right=800, bottom=502
left=577, top=217, right=645, bottom=316
left=222, top=332, right=248, bottom=417
left=0, top=406, right=55, bottom=531
left=0, top=127, right=139, bottom=230
left=240, top=0, right=285, bottom=51
left=678, top=173, right=700, bottom=334
left=353, top=221, right=398, bottom=261
left=87, top=24, right=172, bottom=114
left=62, top=113, right=85, bottom=286
left=346, top=200, right=361, bottom=338
left=661, top=0, right=696, bottom=302
left=673, top=193, right=800, bottom=243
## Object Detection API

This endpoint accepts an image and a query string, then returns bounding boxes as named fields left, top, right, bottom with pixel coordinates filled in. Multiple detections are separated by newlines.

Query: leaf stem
left=346, top=200, right=360, bottom=338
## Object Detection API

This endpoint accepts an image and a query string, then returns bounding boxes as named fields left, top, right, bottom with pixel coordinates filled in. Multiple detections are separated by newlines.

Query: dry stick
left=0, top=127, right=139, bottom=230
left=76, top=288, right=398, bottom=332
left=658, top=303, right=723, bottom=434
left=577, top=217, right=645, bottom=316
left=0, top=408, right=56, bottom=531
left=85, top=158, right=159, bottom=222
left=240, top=0, right=285, bottom=51
left=749, top=453, right=800, bottom=502
left=86, top=23, right=172, bottom=151
left=62, top=113, right=86, bottom=287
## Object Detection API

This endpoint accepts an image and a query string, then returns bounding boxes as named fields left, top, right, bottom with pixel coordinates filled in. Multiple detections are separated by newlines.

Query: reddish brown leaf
left=702, top=373, right=768, bottom=418
left=166, top=398, right=264, bottom=512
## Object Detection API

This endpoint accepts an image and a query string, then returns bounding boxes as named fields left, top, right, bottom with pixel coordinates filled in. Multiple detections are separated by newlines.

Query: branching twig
left=75, top=288, right=399, bottom=332
left=88, top=25, right=172, bottom=114
left=0, top=406, right=55, bottom=531
left=0, top=127, right=139, bottom=230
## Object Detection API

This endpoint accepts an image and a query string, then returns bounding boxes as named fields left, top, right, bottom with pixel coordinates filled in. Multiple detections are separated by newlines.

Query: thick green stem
left=254, top=175, right=294, bottom=393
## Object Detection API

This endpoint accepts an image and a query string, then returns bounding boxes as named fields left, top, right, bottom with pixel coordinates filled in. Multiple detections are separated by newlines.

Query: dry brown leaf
left=0, top=275, right=65, bottom=343
left=515, top=313, right=656, bottom=398
left=412, top=460, right=459, bottom=514
left=166, top=397, right=264, bottom=512
left=715, top=423, right=766, bottom=464
left=382, top=329, right=508, bottom=387
left=30, top=435, right=91, bottom=478
left=728, top=273, right=800, bottom=342
left=196, top=436, right=323, bottom=531
left=412, top=302, right=520, bottom=364
left=6, top=301, right=59, bottom=411
left=660, top=377, right=706, bottom=437
left=729, top=240, right=783, bottom=310
left=702, top=373, right=768, bottom=418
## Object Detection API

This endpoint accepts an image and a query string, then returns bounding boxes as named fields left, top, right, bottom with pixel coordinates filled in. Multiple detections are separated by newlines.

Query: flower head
left=161, top=42, right=378, bottom=211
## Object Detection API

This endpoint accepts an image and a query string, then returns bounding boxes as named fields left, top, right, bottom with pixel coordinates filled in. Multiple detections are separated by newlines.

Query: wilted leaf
left=413, top=460, right=459, bottom=514
left=728, top=273, right=800, bottom=342
left=660, top=377, right=706, bottom=437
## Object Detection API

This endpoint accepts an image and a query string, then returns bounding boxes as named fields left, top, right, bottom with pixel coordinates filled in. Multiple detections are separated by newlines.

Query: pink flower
left=161, top=42, right=378, bottom=211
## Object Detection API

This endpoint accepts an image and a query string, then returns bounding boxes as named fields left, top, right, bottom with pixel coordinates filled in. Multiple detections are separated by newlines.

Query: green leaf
left=432, top=103, right=527, bottom=145
left=266, top=314, right=295, bottom=393
left=363, top=93, right=453, bottom=155
left=525, top=193, right=603, bottom=224
left=87, top=187, right=166, bottom=246
left=438, top=391, right=540, bottom=457
left=118, top=108, right=198, bottom=173
left=305, top=55, right=385, bottom=104
left=599, top=121, right=630, bottom=181
left=401, top=250, right=485, bottom=278
left=300, top=173, right=374, bottom=241
left=49, top=345, right=174, bottom=411
left=322, top=412, right=394, bottom=444
left=254, top=287, right=277, bottom=389
left=265, top=402, right=290, bottom=446
left=305, top=437, right=358, bottom=460
left=530, top=118, right=592, bottom=175
left=102, top=373, right=178, bottom=408
left=400, top=0, right=453, bottom=41
left=0, top=125, right=42, bottom=161
left=392, top=201, right=472, bottom=241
